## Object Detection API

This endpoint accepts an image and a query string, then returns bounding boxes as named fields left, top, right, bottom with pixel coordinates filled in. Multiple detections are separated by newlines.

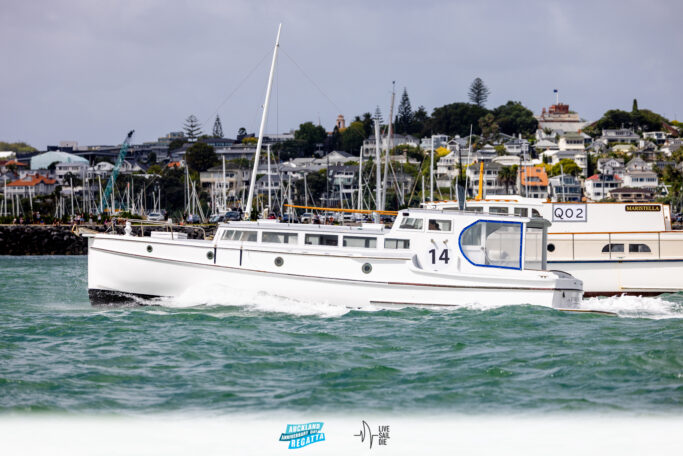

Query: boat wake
left=151, top=284, right=682, bottom=320
left=578, top=294, right=683, bottom=319
left=155, top=283, right=350, bottom=318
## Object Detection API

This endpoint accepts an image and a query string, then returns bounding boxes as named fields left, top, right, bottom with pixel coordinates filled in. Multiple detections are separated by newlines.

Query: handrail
left=284, top=204, right=398, bottom=216
left=118, top=218, right=206, bottom=240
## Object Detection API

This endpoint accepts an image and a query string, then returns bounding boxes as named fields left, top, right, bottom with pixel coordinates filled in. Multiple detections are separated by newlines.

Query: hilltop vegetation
left=0, top=141, right=37, bottom=154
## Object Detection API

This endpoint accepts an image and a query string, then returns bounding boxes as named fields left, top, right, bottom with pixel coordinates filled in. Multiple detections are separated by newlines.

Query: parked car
left=225, top=211, right=242, bottom=221
left=300, top=212, right=314, bottom=223
left=146, top=212, right=165, bottom=221
left=186, top=214, right=201, bottom=223
left=281, top=213, right=297, bottom=223
left=209, top=214, right=226, bottom=223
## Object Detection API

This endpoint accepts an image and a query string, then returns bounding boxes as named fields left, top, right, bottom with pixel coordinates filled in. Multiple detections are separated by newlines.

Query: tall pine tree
left=212, top=115, right=224, bottom=138
left=468, top=77, right=490, bottom=107
left=183, top=115, right=202, bottom=142
left=395, top=88, right=414, bottom=135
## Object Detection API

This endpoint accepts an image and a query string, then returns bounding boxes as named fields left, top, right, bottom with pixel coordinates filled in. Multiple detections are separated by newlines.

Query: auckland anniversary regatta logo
left=279, top=422, right=326, bottom=449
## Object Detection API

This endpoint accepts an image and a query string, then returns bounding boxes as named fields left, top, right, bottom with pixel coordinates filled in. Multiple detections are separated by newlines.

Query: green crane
left=100, top=130, right=134, bottom=214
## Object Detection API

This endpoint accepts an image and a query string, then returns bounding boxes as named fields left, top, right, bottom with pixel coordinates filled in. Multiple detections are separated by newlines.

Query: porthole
left=362, top=263, right=372, bottom=274
left=274, top=256, right=284, bottom=267
left=206, top=251, right=214, bottom=260
left=146, top=245, right=153, bottom=253
left=547, top=243, right=555, bottom=252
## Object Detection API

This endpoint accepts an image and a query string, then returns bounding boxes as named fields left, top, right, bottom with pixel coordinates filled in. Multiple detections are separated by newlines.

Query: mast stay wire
left=202, top=48, right=273, bottom=127
left=280, top=47, right=343, bottom=114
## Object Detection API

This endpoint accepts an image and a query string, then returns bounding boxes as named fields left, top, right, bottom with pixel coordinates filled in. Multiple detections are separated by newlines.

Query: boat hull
left=87, top=236, right=582, bottom=309
left=549, top=260, right=683, bottom=296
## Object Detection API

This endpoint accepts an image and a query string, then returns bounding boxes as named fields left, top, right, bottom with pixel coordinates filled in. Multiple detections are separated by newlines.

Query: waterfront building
left=518, top=166, right=549, bottom=199
left=5, top=174, right=57, bottom=197
left=549, top=174, right=582, bottom=202
left=361, top=134, right=419, bottom=158
left=642, top=131, right=667, bottom=144
left=597, top=157, right=625, bottom=176
left=608, top=186, right=655, bottom=202
left=584, top=174, right=622, bottom=201
left=536, top=103, right=588, bottom=132
left=466, top=162, right=506, bottom=197
left=598, top=128, right=640, bottom=146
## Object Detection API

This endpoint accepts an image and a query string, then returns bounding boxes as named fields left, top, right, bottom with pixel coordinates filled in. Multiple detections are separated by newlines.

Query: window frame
left=458, top=219, right=524, bottom=270
left=398, top=217, right=424, bottom=231
left=262, top=231, right=299, bottom=245
left=384, top=238, right=410, bottom=249
left=427, top=219, right=452, bottom=232
left=342, top=236, right=377, bottom=249
left=304, top=233, right=339, bottom=247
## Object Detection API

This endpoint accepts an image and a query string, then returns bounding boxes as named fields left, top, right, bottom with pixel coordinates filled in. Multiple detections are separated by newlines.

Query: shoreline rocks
left=0, top=224, right=216, bottom=255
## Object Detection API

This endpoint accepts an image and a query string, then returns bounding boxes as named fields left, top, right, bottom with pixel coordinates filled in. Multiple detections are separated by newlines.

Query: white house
left=584, top=174, right=622, bottom=201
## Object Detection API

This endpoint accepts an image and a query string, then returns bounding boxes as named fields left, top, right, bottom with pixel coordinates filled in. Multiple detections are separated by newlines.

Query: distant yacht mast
left=245, top=24, right=282, bottom=220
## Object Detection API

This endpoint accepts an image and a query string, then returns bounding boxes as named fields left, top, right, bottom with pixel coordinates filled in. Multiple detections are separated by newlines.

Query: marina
left=2, top=2, right=683, bottom=454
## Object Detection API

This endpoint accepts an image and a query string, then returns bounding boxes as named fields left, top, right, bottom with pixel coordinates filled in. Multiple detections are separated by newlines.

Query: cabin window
left=468, top=207, right=483, bottom=212
left=601, top=243, right=624, bottom=253
left=524, top=226, right=543, bottom=270
left=399, top=217, right=424, bottom=230
left=384, top=239, right=410, bottom=249
left=428, top=219, right=452, bottom=231
left=305, top=233, right=339, bottom=246
left=459, top=220, right=522, bottom=270
left=262, top=231, right=298, bottom=244
left=343, top=236, right=377, bottom=248
left=514, top=208, right=528, bottom=217
left=531, top=209, right=541, bottom=217
left=221, top=230, right=257, bottom=242
left=629, top=243, right=651, bottom=253
left=489, top=207, right=508, bottom=215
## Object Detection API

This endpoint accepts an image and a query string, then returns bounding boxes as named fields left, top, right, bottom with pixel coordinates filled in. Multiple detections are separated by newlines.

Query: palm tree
left=497, top=166, right=516, bottom=194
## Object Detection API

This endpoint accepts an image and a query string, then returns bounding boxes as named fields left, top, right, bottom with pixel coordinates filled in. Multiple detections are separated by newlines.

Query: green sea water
left=0, top=256, right=681, bottom=415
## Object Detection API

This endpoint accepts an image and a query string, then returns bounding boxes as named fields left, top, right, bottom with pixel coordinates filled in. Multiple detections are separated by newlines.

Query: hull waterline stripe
left=89, top=246, right=578, bottom=293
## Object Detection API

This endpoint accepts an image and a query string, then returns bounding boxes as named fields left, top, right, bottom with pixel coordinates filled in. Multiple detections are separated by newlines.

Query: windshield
left=459, top=220, right=523, bottom=270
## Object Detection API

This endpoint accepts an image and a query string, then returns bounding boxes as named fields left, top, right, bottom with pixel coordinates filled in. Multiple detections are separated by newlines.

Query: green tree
left=492, top=101, right=538, bottom=136
left=294, top=121, right=327, bottom=154
left=212, top=115, right=224, bottom=138
left=426, top=102, right=489, bottom=137
left=550, top=159, right=581, bottom=177
left=183, top=115, right=202, bottom=142
left=468, top=77, right=490, bottom=107
left=632, top=98, right=639, bottom=113
left=395, top=88, right=414, bottom=134
left=168, top=138, right=185, bottom=152
left=497, top=166, right=517, bottom=193
left=185, top=142, right=216, bottom=172
left=341, top=121, right=366, bottom=153
left=478, top=113, right=499, bottom=140
left=0, top=141, right=37, bottom=154
left=412, top=106, right=429, bottom=136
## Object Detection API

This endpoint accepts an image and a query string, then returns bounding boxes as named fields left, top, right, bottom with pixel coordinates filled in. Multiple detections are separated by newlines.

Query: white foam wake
left=579, top=294, right=683, bottom=319
left=156, top=283, right=350, bottom=318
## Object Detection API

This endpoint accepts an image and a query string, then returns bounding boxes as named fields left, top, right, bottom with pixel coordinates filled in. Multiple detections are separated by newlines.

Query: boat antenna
left=245, top=23, right=282, bottom=220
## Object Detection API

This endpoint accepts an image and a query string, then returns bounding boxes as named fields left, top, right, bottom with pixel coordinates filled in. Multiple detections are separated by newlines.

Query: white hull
left=549, top=260, right=683, bottom=296
left=88, top=234, right=581, bottom=309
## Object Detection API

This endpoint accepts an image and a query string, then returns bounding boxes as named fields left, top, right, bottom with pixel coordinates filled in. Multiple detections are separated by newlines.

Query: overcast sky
left=1, top=0, right=682, bottom=150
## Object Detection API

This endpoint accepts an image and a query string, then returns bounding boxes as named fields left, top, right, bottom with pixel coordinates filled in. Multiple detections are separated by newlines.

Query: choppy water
left=0, top=256, right=681, bottom=415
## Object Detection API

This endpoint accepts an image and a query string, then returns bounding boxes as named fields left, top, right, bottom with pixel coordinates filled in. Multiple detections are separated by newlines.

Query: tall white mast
left=374, top=118, right=381, bottom=213
left=267, top=144, right=272, bottom=212
left=357, top=149, right=363, bottom=211
left=222, top=155, right=227, bottom=211
left=381, top=82, right=395, bottom=210
left=245, top=24, right=282, bottom=220
left=430, top=136, right=434, bottom=202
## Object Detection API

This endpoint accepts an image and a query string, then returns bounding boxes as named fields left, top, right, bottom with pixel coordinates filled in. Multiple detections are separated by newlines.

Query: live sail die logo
left=279, top=422, right=325, bottom=449
left=625, top=205, right=660, bottom=212
left=354, top=420, right=390, bottom=449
